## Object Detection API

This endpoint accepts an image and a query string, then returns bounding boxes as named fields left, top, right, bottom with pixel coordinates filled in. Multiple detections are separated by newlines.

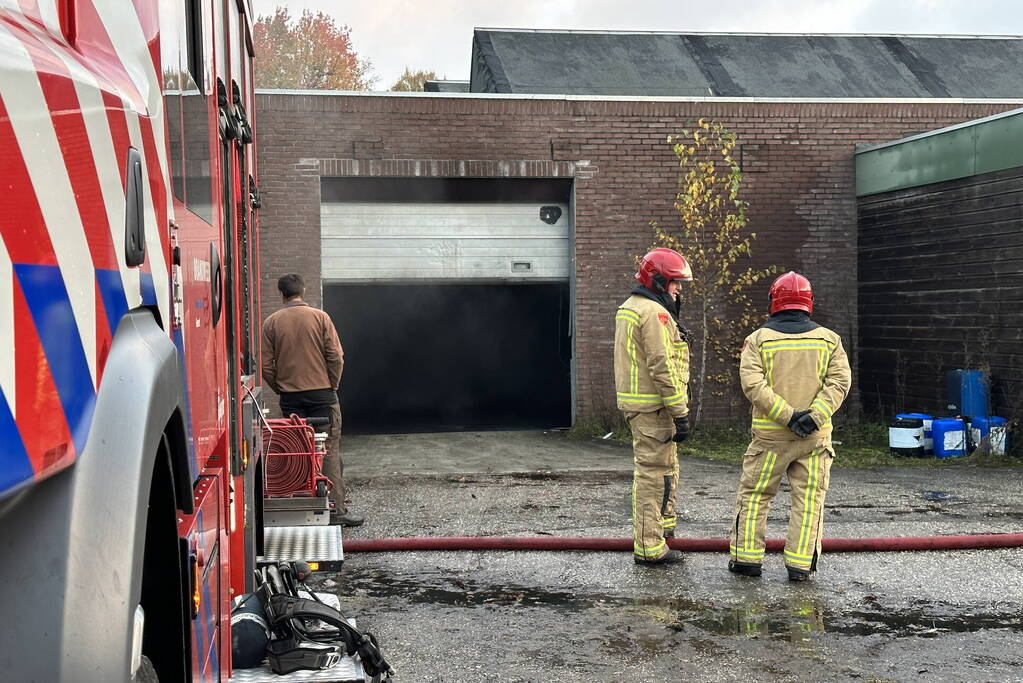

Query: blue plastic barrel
left=972, top=416, right=1008, bottom=456
left=897, top=413, right=933, bottom=454
left=932, top=418, right=967, bottom=458
left=946, top=370, right=989, bottom=419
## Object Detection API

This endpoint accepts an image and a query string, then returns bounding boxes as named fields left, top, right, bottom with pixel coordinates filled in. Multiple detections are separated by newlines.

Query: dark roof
left=470, top=29, right=1023, bottom=98
left=424, top=79, right=470, bottom=93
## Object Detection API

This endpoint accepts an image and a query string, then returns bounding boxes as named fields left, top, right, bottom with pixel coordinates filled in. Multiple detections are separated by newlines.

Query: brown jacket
left=613, top=294, right=690, bottom=418
left=261, top=301, right=343, bottom=394
left=739, top=324, right=851, bottom=441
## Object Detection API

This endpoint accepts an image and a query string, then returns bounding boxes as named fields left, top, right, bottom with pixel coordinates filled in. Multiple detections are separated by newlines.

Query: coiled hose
left=262, top=416, right=318, bottom=497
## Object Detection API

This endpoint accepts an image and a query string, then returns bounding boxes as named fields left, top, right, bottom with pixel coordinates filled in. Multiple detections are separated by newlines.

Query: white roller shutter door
left=321, top=201, right=570, bottom=282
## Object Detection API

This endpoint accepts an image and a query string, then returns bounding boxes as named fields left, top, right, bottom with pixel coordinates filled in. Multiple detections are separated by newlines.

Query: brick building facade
left=254, top=92, right=1015, bottom=424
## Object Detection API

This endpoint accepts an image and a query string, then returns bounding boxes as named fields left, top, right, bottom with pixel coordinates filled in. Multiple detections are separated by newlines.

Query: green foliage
left=650, top=119, right=781, bottom=423
left=677, top=422, right=750, bottom=463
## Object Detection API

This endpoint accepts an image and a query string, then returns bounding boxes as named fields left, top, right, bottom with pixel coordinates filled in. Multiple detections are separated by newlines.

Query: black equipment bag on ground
left=232, top=560, right=394, bottom=679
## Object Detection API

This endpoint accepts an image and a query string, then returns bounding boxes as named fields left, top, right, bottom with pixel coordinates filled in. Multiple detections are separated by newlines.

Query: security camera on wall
left=540, top=205, right=562, bottom=225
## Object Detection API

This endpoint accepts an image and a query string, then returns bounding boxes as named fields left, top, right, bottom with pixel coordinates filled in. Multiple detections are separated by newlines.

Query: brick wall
left=254, top=92, right=1015, bottom=423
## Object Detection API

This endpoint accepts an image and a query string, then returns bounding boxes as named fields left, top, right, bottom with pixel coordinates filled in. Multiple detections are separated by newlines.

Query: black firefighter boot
left=786, top=567, right=812, bottom=582
left=728, top=561, right=763, bottom=577
left=635, top=549, right=684, bottom=566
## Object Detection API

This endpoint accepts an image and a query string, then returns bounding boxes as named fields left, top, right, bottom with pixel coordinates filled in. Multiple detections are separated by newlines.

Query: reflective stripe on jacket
left=614, top=294, right=690, bottom=418
left=739, top=325, right=851, bottom=440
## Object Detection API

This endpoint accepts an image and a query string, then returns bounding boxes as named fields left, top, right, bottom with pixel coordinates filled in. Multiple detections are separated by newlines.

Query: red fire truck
left=0, top=0, right=264, bottom=679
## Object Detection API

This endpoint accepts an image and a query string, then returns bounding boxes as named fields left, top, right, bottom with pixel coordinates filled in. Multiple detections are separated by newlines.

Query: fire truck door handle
left=216, top=78, right=238, bottom=141
left=231, top=80, right=253, bottom=145
left=124, top=147, right=146, bottom=267
left=249, top=174, right=262, bottom=210
left=210, top=241, right=222, bottom=327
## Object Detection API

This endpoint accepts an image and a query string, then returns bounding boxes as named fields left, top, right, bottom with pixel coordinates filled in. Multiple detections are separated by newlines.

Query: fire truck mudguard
left=0, top=308, right=188, bottom=682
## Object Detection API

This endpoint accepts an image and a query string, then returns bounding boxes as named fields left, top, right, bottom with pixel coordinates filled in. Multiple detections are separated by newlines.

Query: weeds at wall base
left=568, top=418, right=1021, bottom=468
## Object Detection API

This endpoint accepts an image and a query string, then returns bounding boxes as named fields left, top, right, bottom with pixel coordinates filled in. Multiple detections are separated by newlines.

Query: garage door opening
left=325, top=282, right=572, bottom=433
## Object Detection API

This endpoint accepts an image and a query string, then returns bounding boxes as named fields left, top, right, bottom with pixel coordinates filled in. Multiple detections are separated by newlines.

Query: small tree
left=650, top=119, right=781, bottom=424
left=390, top=68, right=438, bottom=92
left=253, top=8, right=375, bottom=90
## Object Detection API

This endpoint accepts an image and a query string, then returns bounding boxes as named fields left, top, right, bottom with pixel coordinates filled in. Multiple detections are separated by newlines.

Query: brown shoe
left=329, top=511, right=365, bottom=527
left=634, top=549, right=683, bottom=565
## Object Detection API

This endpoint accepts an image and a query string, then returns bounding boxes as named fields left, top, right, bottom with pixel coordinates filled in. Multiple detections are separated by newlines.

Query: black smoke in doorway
left=324, top=282, right=572, bottom=434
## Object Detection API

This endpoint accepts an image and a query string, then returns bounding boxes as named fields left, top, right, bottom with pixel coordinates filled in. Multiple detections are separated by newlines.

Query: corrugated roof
left=470, top=29, right=1023, bottom=98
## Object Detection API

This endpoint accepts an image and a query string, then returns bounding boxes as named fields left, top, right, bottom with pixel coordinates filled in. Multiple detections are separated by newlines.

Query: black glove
left=787, top=410, right=819, bottom=439
left=672, top=415, right=691, bottom=443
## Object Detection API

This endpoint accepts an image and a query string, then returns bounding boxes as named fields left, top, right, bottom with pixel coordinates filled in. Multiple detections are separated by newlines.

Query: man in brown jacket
left=614, top=248, right=693, bottom=566
left=728, top=271, right=850, bottom=580
left=262, top=273, right=363, bottom=526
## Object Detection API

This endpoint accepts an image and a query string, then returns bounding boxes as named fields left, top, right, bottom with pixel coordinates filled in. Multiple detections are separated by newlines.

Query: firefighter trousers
left=625, top=408, right=679, bottom=561
left=729, top=436, right=834, bottom=572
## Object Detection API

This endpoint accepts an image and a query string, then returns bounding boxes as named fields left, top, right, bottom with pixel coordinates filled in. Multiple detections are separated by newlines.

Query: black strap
left=266, top=637, right=341, bottom=675
left=660, top=475, right=672, bottom=517
left=268, top=595, right=358, bottom=654
left=272, top=595, right=350, bottom=629
left=254, top=562, right=393, bottom=678
left=266, top=593, right=393, bottom=677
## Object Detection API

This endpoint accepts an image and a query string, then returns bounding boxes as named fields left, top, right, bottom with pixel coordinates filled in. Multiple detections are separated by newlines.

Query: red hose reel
left=261, top=415, right=332, bottom=499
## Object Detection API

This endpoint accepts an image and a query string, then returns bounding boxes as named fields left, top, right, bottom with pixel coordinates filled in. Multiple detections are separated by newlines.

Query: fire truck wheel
left=135, top=655, right=159, bottom=682
left=316, top=480, right=328, bottom=498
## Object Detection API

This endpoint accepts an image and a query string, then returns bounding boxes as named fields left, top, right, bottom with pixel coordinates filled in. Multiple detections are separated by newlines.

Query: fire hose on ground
left=343, top=533, right=1023, bottom=553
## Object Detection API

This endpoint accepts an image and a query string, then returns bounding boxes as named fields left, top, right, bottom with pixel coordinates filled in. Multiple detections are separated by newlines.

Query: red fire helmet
left=636, top=248, right=693, bottom=292
left=769, top=271, right=814, bottom=315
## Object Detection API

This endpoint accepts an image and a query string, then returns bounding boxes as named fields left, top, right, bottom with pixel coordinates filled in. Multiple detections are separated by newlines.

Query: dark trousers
left=279, top=392, right=346, bottom=512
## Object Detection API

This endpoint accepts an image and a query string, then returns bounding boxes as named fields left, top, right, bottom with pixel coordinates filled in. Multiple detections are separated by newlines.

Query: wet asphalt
left=310, top=431, right=1023, bottom=682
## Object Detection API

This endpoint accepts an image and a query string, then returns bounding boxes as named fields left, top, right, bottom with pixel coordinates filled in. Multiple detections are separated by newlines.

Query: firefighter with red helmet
left=728, top=271, right=851, bottom=581
left=614, top=248, right=694, bottom=565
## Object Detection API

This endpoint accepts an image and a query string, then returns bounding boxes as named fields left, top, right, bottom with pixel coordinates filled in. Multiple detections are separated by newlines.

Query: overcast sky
left=250, top=0, right=1023, bottom=89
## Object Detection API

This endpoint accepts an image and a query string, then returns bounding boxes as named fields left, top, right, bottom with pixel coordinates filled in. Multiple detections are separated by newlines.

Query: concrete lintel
left=315, top=158, right=584, bottom=179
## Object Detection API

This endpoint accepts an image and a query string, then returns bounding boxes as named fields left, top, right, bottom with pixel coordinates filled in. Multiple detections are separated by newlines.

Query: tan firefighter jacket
left=739, top=324, right=851, bottom=440
left=614, top=294, right=690, bottom=418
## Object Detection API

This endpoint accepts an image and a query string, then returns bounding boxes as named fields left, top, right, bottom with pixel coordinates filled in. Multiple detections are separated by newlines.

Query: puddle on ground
left=921, top=490, right=963, bottom=503
left=652, top=595, right=1023, bottom=641
left=317, top=567, right=1023, bottom=643
left=505, top=472, right=561, bottom=481
left=444, top=471, right=621, bottom=486
left=655, top=595, right=826, bottom=641
left=328, top=567, right=588, bottom=608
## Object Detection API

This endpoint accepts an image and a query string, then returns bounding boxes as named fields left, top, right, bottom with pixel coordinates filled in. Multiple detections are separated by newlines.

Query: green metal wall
left=855, top=107, right=1023, bottom=196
